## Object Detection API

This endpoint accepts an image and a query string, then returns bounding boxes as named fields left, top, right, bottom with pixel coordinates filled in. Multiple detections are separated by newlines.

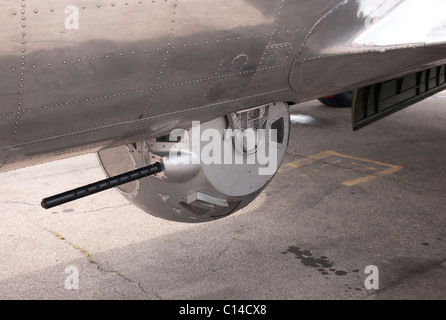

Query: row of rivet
left=144, top=1, right=178, bottom=112
left=8, top=86, right=290, bottom=147
left=12, top=59, right=285, bottom=122
left=269, top=0, right=286, bottom=45
left=11, top=0, right=167, bottom=16
left=11, top=0, right=28, bottom=144
left=4, top=0, right=176, bottom=124
left=11, top=66, right=254, bottom=142
left=9, top=35, right=259, bottom=72
left=5, top=0, right=292, bottom=141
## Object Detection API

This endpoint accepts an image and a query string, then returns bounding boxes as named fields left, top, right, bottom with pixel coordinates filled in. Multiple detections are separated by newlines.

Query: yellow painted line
left=342, top=165, right=402, bottom=186
left=280, top=150, right=403, bottom=187
left=322, top=160, right=341, bottom=168
left=349, top=162, right=377, bottom=171
left=278, top=150, right=335, bottom=172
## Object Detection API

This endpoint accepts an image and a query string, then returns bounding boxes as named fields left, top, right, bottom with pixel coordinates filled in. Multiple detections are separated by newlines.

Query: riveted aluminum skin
left=1, top=0, right=446, bottom=172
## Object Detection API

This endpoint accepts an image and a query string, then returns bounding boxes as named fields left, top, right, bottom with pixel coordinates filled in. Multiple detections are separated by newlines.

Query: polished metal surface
left=98, top=102, right=290, bottom=222
left=1, top=0, right=446, bottom=173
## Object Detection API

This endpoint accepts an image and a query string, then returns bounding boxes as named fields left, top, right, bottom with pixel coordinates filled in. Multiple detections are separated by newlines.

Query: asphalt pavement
left=0, top=92, right=445, bottom=300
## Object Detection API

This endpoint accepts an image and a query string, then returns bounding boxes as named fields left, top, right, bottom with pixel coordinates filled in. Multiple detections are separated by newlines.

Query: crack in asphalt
left=80, top=203, right=132, bottom=214
left=19, top=166, right=100, bottom=180
left=0, top=200, right=37, bottom=207
left=217, top=245, right=230, bottom=258
left=95, top=262, right=149, bottom=298
left=371, top=257, right=446, bottom=297
left=4, top=201, right=159, bottom=299
left=50, top=230, right=162, bottom=299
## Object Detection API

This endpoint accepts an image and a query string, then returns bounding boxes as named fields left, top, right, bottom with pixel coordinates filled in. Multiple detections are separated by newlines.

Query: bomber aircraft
left=1, top=0, right=445, bottom=222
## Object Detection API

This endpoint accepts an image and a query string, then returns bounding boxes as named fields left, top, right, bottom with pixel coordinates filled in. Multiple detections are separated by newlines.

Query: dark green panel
left=352, top=64, right=446, bottom=131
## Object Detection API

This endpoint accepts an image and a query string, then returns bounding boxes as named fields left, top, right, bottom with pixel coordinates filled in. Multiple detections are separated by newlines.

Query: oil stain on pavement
left=282, top=246, right=359, bottom=277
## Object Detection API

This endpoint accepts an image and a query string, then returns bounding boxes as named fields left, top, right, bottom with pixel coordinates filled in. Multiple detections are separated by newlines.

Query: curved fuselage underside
left=1, top=0, right=445, bottom=172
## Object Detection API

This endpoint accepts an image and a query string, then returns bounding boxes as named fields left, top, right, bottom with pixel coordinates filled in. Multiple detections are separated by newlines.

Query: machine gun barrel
left=41, top=162, right=163, bottom=209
